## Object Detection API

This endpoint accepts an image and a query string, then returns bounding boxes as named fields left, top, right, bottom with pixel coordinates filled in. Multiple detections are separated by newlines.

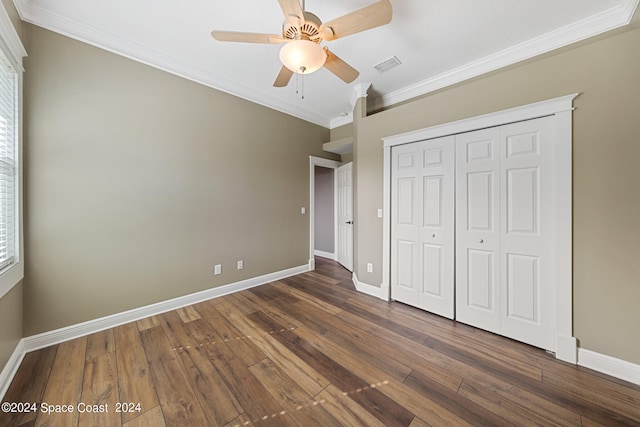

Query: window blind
left=0, top=52, right=17, bottom=271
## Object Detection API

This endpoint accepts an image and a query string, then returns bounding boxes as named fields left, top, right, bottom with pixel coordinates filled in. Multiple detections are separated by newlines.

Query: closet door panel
left=391, top=136, right=455, bottom=319
left=500, top=117, right=555, bottom=351
left=456, top=128, right=501, bottom=333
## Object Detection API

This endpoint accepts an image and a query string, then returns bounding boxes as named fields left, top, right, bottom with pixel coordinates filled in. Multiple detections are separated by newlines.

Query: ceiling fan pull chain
left=294, top=73, right=305, bottom=100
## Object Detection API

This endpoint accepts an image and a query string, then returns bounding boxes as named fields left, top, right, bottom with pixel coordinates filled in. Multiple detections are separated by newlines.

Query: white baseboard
left=1, top=263, right=308, bottom=399
left=4, top=264, right=639, bottom=399
left=555, top=334, right=578, bottom=364
left=0, top=340, right=25, bottom=401
left=352, top=273, right=389, bottom=301
left=22, top=263, right=309, bottom=353
left=0, top=264, right=310, bottom=398
left=314, top=250, right=335, bottom=260
left=578, top=348, right=640, bottom=386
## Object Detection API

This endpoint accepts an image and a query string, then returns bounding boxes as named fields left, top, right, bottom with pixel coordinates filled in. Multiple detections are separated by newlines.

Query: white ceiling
left=13, top=0, right=639, bottom=128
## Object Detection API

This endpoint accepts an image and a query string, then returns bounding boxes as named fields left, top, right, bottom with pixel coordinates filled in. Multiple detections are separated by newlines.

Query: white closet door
left=456, top=117, right=555, bottom=351
left=391, top=136, right=455, bottom=319
left=499, top=117, right=555, bottom=350
left=455, top=128, right=501, bottom=334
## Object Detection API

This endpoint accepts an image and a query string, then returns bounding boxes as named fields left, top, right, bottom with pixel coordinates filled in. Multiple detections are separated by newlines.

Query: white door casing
left=391, top=136, right=455, bottom=319
left=337, top=162, right=354, bottom=271
left=308, top=156, right=341, bottom=270
left=381, top=94, right=578, bottom=363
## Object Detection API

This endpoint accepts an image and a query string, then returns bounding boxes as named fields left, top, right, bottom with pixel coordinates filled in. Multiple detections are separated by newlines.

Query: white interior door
left=455, top=128, right=501, bottom=333
left=337, top=162, right=353, bottom=271
left=391, top=136, right=455, bottom=319
left=456, top=117, right=555, bottom=350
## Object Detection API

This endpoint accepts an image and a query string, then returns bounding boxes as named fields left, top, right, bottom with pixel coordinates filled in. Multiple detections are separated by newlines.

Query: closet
left=391, top=115, right=557, bottom=351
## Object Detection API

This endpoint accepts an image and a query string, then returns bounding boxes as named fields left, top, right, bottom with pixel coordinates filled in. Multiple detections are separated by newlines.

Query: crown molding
left=329, top=113, right=354, bottom=129
left=622, top=0, right=640, bottom=18
left=327, top=84, right=370, bottom=128
left=368, top=2, right=638, bottom=112
left=0, top=2, right=27, bottom=71
left=13, top=0, right=331, bottom=128
left=350, top=83, right=371, bottom=107
left=15, top=0, right=638, bottom=129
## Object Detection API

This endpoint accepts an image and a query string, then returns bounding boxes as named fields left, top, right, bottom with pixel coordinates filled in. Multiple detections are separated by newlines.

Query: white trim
left=382, top=94, right=578, bottom=363
left=352, top=273, right=388, bottom=301
left=382, top=94, right=579, bottom=148
left=309, top=156, right=342, bottom=271
left=0, top=4, right=26, bottom=298
left=381, top=145, right=392, bottom=302
left=0, top=2, right=27, bottom=71
left=0, top=340, right=25, bottom=401
left=13, top=0, right=329, bottom=127
left=13, top=0, right=637, bottom=128
left=328, top=83, right=372, bottom=128
left=314, top=250, right=335, bottom=260
left=578, top=348, right=640, bottom=386
left=1, top=263, right=308, bottom=398
left=350, top=83, right=371, bottom=109
left=552, top=106, right=576, bottom=363
left=330, top=113, right=354, bottom=129
left=368, top=3, right=636, bottom=113
left=0, top=263, right=24, bottom=300
left=21, top=264, right=309, bottom=353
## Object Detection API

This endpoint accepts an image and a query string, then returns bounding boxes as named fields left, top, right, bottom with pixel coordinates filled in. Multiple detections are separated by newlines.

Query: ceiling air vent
left=374, top=56, right=402, bottom=73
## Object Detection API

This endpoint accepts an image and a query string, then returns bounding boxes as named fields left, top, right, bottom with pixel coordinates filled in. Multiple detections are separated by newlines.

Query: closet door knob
left=478, top=239, right=484, bottom=243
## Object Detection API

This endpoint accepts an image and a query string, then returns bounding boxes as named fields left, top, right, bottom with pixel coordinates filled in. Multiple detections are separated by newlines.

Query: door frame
left=309, top=156, right=342, bottom=270
left=381, top=93, right=579, bottom=363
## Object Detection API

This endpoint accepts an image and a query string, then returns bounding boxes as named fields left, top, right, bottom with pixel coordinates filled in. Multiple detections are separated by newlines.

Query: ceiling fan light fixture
left=279, top=40, right=326, bottom=74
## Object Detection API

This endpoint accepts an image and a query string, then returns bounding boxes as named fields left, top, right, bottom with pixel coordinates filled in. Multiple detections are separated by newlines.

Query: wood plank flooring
left=2, top=257, right=639, bottom=426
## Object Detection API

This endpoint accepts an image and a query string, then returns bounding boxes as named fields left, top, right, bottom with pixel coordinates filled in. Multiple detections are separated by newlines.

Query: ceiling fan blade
left=319, top=0, right=392, bottom=41
left=278, top=0, right=305, bottom=28
left=273, top=65, right=294, bottom=87
left=323, top=48, right=359, bottom=83
left=211, top=30, right=285, bottom=44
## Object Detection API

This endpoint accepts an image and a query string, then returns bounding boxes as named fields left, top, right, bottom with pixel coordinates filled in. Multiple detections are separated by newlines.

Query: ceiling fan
left=211, top=0, right=392, bottom=87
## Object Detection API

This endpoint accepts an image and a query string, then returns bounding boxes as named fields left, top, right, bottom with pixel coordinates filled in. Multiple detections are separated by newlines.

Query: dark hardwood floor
left=2, top=257, right=639, bottom=426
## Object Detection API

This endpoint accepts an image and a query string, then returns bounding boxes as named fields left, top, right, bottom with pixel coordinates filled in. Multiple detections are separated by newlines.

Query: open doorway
left=309, top=156, right=352, bottom=271
left=314, top=165, right=336, bottom=259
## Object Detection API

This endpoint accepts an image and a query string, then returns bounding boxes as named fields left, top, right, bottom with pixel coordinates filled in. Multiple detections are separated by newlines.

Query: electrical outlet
left=301, top=207, right=306, bottom=215
left=237, top=260, right=243, bottom=270
left=367, top=263, right=373, bottom=273
left=377, top=209, right=383, bottom=218
left=214, top=264, right=222, bottom=275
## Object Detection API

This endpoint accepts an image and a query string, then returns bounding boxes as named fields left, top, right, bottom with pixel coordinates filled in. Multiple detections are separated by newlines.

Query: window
left=0, top=53, right=17, bottom=272
left=0, top=3, right=26, bottom=298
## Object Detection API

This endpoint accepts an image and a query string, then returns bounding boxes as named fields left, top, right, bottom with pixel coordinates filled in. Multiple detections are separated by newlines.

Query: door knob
left=478, top=239, right=484, bottom=243
left=346, top=220, right=354, bottom=224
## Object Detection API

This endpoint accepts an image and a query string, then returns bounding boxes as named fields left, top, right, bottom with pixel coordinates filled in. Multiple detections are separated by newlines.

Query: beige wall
left=330, top=123, right=353, bottom=141
left=353, top=26, right=640, bottom=364
left=22, top=24, right=335, bottom=335
left=0, top=282, right=22, bottom=373
left=7, top=6, right=639, bottom=372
